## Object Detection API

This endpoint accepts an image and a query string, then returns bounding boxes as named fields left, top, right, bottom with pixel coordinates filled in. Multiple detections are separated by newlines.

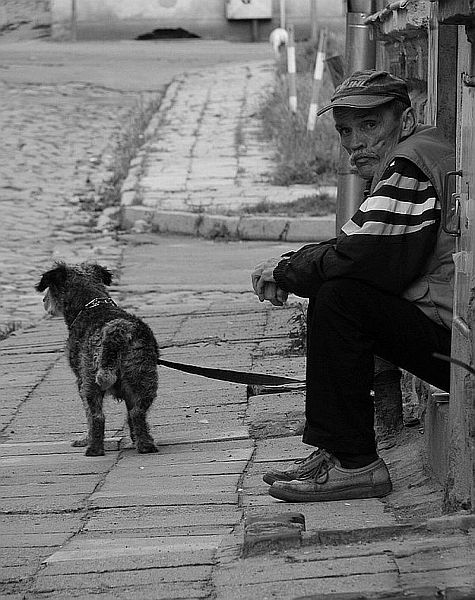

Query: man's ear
left=400, top=106, right=417, bottom=140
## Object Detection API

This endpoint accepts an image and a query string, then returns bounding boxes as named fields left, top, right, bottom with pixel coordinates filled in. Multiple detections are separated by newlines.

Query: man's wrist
left=273, top=258, right=291, bottom=292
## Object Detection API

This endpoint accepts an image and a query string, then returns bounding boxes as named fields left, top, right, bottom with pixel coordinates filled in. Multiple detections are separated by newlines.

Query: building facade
left=50, top=0, right=345, bottom=41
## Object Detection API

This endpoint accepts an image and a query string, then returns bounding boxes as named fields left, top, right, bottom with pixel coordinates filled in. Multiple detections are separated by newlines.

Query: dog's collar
left=70, top=297, right=117, bottom=328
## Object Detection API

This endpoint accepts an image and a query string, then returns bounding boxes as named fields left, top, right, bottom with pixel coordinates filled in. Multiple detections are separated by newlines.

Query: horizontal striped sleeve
left=273, top=157, right=443, bottom=298
left=342, top=159, right=438, bottom=237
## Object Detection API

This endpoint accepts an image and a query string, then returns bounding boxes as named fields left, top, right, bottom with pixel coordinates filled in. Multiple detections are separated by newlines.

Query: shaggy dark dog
left=36, top=262, right=159, bottom=456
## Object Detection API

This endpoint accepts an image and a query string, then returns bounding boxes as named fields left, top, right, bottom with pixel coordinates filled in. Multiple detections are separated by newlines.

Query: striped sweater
left=273, top=157, right=440, bottom=300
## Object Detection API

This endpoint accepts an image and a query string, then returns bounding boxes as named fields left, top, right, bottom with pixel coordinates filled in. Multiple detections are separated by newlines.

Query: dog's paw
left=71, top=436, right=88, bottom=447
left=85, top=446, right=105, bottom=457
left=137, top=442, right=159, bottom=454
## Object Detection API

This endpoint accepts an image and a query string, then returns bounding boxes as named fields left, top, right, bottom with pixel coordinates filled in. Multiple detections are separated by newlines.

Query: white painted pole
left=287, top=24, right=297, bottom=114
left=307, top=28, right=328, bottom=132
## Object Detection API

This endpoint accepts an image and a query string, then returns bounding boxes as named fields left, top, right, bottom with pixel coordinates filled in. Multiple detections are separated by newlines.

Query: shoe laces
left=300, top=450, right=335, bottom=483
left=294, top=449, right=322, bottom=466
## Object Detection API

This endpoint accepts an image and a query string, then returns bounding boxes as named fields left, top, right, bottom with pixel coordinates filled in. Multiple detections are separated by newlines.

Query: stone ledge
left=295, top=585, right=475, bottom=600
left=121, top=206, right=335, bottom=242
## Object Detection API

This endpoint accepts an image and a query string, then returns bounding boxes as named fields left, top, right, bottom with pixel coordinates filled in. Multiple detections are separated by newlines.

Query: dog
left=36, top=262, right=159, bottom=456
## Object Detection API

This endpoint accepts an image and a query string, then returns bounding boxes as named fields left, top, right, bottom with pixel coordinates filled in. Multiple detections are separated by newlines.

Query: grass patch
left=101, top=95, right=162, bottom=208
left=79, top=95, right=162, bottom=215
left=244, top=193, right=335, bottom=217
left=259, top=36, right=342, bottom=186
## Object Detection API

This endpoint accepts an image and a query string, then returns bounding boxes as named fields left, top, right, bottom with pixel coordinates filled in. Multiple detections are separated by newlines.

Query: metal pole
left=338, top=1, right=402, bottom=417
left=310, top=0, right=318, bottom=43
left=280, top=0, right=286, bottom=29
left=335, top=0, right=376, bottom=232
left=251, top=19, right=259, bottom=42
left=71, top=0, right=77, bottom=42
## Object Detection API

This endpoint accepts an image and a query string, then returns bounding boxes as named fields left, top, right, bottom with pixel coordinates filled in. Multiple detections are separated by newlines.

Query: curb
left=121, top=205, right=336, bottom=242
left=240, top=510, right=475, bottom=558
left=118, top=69, right=337, bottom=243
left=242, top=512, right=306, bottom=557
left=294, top=586, right=475, bottom=600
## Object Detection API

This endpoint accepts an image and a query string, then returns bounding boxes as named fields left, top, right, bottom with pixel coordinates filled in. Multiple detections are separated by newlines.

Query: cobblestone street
left=0, top=39, right=274, bottom=332
left=0, top=79, right=142, bottom=329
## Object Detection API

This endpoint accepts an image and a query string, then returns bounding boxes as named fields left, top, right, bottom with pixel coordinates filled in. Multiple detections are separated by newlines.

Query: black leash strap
left=158, top=358, right=305, bottom=386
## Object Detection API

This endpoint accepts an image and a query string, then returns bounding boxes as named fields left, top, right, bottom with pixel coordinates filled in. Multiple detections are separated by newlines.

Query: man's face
left=333, top=104, right=403, bottom=180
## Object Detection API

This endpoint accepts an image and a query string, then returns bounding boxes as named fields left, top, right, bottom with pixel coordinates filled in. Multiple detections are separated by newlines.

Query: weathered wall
left=0, top=0, right=51, bottom=34
left=373, top=1, right=431, bottom=124
left=51, top=0, right=344, bottom=41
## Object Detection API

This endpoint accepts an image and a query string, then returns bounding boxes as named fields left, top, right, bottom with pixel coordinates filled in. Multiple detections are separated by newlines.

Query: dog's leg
left=124, top=397, right=136, bottom=445
left=80, top=383, right=106, bottom=456
left=125, top=389, right=158, bottom=454
left=72, top=392, right=90, bottom=447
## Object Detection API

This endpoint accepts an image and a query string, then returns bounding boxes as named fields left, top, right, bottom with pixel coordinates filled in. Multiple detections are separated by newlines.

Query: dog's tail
left=95, top=321, right=133, bottom=391
left=96, top=368, right=117, bottom=391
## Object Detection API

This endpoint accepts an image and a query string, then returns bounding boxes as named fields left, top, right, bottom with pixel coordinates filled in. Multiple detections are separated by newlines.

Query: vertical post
left=251, top=19, right=259, bottom=42
left=71, top=0, right=77, bottom=42
left=280, top=0, right=286, bottom=29
left=336, top=0, right=376, bottom=232
left=310, top=0, right=318, bottom=43
left=307, top=28, right=328, bottom=132
left=287, top=24, right=297, bottom=114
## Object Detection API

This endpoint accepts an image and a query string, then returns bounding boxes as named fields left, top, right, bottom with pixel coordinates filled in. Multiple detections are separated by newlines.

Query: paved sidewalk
left=0, top=40, right=473, bottom=600
left=1, top=235, right=473, bottom=599
left=119, top=63, right=336, bottom=242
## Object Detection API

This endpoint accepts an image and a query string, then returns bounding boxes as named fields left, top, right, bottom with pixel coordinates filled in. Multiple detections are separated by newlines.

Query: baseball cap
left=317, top=70, right=411, bottom=116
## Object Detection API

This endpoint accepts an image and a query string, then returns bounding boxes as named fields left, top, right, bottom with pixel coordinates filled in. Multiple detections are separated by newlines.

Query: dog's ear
left=35, top=263, right=68, bottom=292
left=92, top=264, right=113, bottom=286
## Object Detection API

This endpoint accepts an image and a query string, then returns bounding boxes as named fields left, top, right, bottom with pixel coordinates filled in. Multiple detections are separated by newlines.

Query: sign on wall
left=225, top=0, right=272, bottom=20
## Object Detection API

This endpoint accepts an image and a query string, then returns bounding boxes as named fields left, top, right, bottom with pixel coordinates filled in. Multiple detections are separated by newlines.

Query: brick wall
left=0, top=0, right=51, bottom=34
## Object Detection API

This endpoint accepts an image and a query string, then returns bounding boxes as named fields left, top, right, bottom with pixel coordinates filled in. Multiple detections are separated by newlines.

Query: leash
left=72, top=297, right=304, bottom=386
left=157, top=358, right=305, bottom=386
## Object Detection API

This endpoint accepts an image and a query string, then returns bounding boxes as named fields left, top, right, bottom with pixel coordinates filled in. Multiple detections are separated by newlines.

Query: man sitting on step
left=251, top=70, right=455, bottom=503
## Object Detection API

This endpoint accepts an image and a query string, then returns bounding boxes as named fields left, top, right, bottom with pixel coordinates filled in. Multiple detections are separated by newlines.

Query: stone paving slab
left=46, top=534, right=223, bottom=561
left=106, top=460, right=248, bottom=479
left=31, top=581, right=211, bottom=599
left=1, top=476, right=100, bottom=498
left=42, top=548, right=217, bottom=575
left=0, top=514, right=83, bottom=539
left=34, top=565, right=213, bottom=591
left=84, top=505, right=241, bottom=533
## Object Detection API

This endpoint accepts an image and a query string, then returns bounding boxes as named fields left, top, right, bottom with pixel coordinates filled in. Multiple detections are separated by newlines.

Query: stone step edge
left=242, top=511, right=475, bottom=557
left=121, top=205, right=336, bottom=242
left=293, top=584, right=475, bottom=600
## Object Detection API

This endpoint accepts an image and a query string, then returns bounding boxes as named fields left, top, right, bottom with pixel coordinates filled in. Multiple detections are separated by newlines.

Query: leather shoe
left=268, top=451, right=392, bottom=502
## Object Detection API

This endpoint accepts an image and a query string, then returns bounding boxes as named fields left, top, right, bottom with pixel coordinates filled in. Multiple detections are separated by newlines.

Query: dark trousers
left=303, top=279, right=451, bottom=455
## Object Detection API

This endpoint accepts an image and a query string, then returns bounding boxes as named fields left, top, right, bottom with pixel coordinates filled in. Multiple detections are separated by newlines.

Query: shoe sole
left=269, top=481, right=392, bottom=502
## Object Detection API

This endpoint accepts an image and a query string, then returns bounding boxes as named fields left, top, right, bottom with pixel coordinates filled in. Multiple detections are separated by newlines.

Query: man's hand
left=251, top=258, right=289, bottom=306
